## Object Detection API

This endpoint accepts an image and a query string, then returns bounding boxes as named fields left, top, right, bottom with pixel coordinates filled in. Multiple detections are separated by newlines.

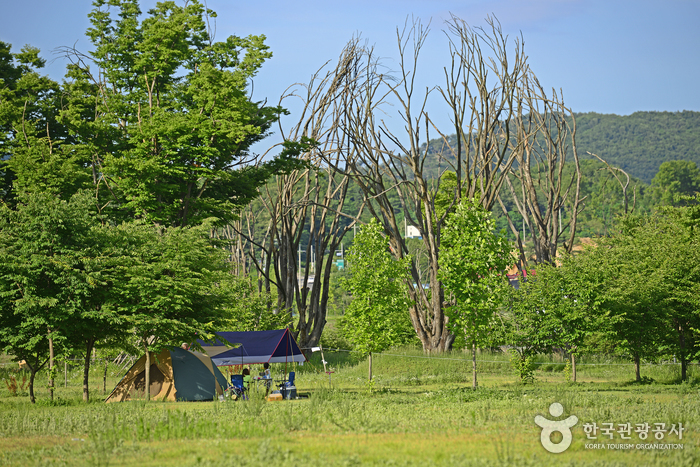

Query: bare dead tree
left=588, top=152, right=637, bottom=215
left=210, top=204, right=274, bottom=298
left=336, top=17, right=531, bottom=352
left=497, top=72, right=583, bottom=268
left=436, top=15, right=528, bottom=209
left=232, top=43, right=366, bottom=347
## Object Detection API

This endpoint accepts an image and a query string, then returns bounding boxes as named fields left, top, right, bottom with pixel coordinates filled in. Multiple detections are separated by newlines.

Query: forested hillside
left=574, top=111, right=700, bottom=183
left=420, top=111, right=700, bottom=185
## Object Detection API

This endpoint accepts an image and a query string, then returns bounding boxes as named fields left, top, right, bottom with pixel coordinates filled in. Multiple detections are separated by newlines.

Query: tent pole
left=284, top=329, right=289, bottom=381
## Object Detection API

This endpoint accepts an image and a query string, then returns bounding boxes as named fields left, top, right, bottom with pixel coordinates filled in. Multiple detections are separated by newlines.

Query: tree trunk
left=368, top=352, right=373, bottom=382
left=681, top=358, right=688, bottom=382
left=83, top=340, right=94, bottom=402
left=144, top=342, right=151, bottom=401
left=678, top=320, right=687, bottom=382
left=634, top=354, right=641, bottom=382
left=571, top=354, right=577, bottom=383
left=471, top=340, right=478, bottom=390
left=48, top=332, right=54, bottom=401
left=29, top=369, right=37, bottom=404
left=103, top=359, right=108, bottom=394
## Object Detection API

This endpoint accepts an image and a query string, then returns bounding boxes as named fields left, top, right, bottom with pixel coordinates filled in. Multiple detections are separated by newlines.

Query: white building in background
left=405, top=225, right=422, bottom=239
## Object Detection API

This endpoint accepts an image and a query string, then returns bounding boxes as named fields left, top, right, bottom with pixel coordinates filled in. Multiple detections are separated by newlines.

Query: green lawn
left=1, top=350, right=698, bottom=466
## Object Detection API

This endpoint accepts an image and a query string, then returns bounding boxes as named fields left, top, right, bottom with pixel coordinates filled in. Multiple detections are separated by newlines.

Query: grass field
left=1, top=349, right=699, bottom=466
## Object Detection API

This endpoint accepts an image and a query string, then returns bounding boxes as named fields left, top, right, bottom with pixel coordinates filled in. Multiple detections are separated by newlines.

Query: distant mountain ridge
left=574, top=111, right=700, bottom=184
left=419, top=111, right=700, bottom=185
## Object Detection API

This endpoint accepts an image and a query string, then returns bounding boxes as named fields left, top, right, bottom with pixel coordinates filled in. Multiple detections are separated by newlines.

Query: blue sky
left=2, top=0, right=698, bottom=118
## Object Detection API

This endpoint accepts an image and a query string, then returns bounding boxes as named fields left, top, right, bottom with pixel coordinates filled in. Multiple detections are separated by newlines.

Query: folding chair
left=229, top=374, right=248, bottom=400
left=278, top=371, right=296, bottom=399
left=277, top=371, right=295, bottom=389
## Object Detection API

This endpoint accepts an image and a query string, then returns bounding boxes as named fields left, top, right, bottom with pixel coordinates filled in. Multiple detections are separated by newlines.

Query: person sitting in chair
left=242, top=368, right=252, bottom=392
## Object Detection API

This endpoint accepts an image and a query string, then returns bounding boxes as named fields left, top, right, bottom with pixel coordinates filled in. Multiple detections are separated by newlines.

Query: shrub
left=4, top=374, right=28, bottom=396
left=509, top=350, right=536, bottom=384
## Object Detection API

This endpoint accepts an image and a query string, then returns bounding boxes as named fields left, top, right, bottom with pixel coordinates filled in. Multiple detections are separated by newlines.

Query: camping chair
left=229, top=374, right=248, bottom=400
left=277, top=371, right=295, bottom=389
left=277, top=371, right=296, bottom=399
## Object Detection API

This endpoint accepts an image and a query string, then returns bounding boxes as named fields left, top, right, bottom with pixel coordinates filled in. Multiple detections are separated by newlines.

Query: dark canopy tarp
left=198, top=329, right=307, bottom=366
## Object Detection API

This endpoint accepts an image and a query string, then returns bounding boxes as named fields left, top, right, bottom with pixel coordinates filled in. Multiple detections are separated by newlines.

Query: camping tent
left=198, top=329, right=307, bottom=366
left=105, top=347, right=228, bottom=403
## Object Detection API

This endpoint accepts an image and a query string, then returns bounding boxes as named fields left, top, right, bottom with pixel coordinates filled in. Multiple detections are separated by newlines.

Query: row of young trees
left=341, top=193, right=699, bottom=386
left=505, top=198, right=700, bottom=383
left=339, top=196, right=511, bottom=387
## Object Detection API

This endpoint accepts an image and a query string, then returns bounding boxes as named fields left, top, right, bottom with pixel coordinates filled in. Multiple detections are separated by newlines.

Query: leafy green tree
left=500, top=277, right=550, bottom=383
left=502, top=258, right=606, bottom=383
left=621, top=206, right=700, bottom=380
left=341, top=219, right=413, bottom=382
left=546, top=256, right=608, bottom=382
left=103, top=219, right=239, bottom=400
left=582, top=227, right=666, bottom=382
left=0, top=300, right=50, bottom=404
left=439, top=198, right=512, bottom=388
left=0, top=192, right=115, bottom=403
left=0, top=190, right=248, bottom=402
left=568, top=208, right=700, bottom=382
left=0, top=42, right=90, bottom=205
left=651, top=160, right=700, bottom=206
left=0, top=2, right=307, bottom=401
left=0, top=42, right=53, bottom=150
left=60, top=0, right=307, bottom=226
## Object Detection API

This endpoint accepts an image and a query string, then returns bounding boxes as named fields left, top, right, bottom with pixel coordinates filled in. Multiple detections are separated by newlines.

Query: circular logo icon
left=534, top=402, right=579, bottom=453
